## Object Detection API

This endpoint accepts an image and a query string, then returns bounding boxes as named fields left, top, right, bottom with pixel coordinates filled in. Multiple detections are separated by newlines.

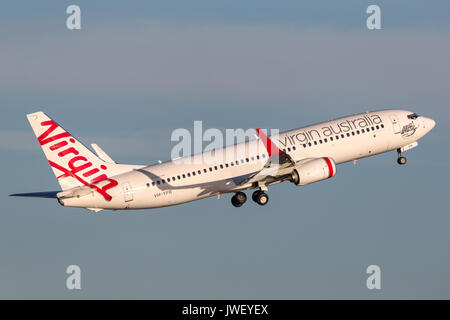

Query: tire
left=231, top=196, right=243, bottom=207
left=255, top=192, right=269, bottom=206
left=235, top=192, right=247, bottom=203
left=397, top=157, right=407, bottom=165
left=232, top=192, right=247, bottom=207
left=252, top=190, right=261, bottom=202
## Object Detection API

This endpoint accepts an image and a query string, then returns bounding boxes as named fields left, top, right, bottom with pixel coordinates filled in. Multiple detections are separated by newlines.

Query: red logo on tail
left=38, top=120, right=118, bottom=201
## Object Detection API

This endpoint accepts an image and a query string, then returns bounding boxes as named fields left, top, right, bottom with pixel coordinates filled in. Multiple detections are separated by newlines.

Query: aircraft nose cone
left=422, top=117, right=435, bottom=131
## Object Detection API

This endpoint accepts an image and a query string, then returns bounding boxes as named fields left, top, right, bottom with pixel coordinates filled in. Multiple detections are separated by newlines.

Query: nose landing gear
left=397, top=148, right=407, bottom=165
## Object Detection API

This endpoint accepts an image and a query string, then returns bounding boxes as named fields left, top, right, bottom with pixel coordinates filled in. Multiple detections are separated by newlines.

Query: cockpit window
left=407, top=113, right=419, bottom=119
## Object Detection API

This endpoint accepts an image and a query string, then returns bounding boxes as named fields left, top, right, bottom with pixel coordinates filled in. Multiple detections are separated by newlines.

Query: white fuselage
left=59, top=109, right=435, bottom=210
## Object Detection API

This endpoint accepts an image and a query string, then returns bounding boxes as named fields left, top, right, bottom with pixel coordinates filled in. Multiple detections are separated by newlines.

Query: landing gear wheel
left=397, top=156, right=407, bottom=165
left=231, top=192, right=247, bottom=207
left=252, top=190, right=261, bottom=202
left=255, top=191, right=269, bottom=206
left=397, top=148, right=407, bottom=165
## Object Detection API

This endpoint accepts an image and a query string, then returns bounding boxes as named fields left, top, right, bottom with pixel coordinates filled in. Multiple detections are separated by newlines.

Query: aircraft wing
left=236, top=128, right=295, bottom=187
left=237, top=128, right=326, bottom=188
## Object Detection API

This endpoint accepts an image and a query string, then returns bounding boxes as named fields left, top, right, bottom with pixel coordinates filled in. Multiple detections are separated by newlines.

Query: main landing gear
left=231, top=191, right=247, bottom=207
left=397, top=148, right=407, bottom=165
left=252, top=190, right=269, bottom=206
left=231, top=190, right=269, bottom=207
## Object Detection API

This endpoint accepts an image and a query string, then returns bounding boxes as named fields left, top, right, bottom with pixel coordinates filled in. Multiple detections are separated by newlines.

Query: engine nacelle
left=290, top=157, right=336, bottom=186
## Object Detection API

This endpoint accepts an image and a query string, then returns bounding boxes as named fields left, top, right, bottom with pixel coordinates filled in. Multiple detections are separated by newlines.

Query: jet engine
left=290, top=157, right=336, bottom=186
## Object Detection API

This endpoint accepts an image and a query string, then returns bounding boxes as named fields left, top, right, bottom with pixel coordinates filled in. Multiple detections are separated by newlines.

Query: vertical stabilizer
left=27, top=111, right=121, bottom=191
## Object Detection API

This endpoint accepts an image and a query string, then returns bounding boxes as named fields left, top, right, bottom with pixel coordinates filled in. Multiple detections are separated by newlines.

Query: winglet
left=256, top=128, right=283, bottom=157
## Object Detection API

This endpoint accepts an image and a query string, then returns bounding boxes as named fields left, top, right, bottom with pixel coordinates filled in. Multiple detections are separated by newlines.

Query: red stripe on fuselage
left=256, top=128, right=283, bottom=157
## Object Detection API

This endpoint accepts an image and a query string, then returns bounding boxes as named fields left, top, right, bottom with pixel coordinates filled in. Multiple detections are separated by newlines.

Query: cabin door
left=122, top=182, right=134, bottom=202
left=390, top=115, right=401, bottom=134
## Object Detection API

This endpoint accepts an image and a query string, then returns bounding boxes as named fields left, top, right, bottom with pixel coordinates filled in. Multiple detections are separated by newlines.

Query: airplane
left=10, top=109, right=435, bottom=212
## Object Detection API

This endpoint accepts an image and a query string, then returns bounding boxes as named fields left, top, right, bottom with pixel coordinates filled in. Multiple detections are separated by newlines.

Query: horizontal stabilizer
left=9, top=191, right=59, bottom=199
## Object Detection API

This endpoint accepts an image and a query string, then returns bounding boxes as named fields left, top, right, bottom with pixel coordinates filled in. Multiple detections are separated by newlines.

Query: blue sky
left=3, top=1, right=450, bottom=27
left=0, top=1, right=449, bottom=298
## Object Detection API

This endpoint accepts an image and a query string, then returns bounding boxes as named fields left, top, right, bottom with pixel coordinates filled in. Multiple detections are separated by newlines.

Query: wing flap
left=236, top=128, right=296, bottom=187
